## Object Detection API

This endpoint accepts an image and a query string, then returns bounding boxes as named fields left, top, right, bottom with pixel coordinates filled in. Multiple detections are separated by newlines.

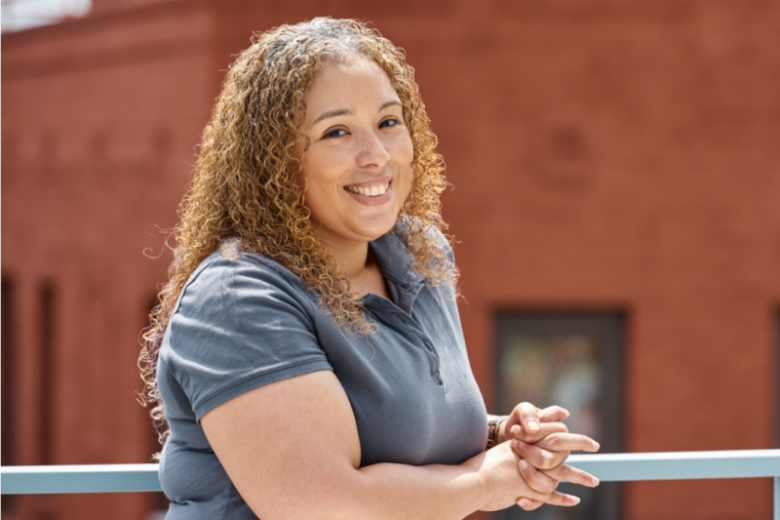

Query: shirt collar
left=369, top=229, right=426, bottom=288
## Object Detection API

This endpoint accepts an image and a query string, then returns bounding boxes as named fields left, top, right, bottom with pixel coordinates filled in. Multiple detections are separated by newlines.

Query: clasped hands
left=483, top=403, right=601, bottom=512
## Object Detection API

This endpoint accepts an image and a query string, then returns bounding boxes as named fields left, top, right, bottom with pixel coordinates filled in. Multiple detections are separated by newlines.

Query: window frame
left=493, top=310, right=625, bottom=520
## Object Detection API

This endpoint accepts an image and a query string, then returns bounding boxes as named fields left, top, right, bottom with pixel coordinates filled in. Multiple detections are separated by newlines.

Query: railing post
left=775, top=477, right=779, bottom=520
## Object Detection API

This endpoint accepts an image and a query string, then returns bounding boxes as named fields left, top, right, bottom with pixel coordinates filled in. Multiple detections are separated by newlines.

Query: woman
left=139, top=17, right=600, bottom=520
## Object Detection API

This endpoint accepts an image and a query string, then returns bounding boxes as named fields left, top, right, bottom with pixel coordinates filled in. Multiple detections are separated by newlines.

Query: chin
left=353, top=217, right=398, bottom=242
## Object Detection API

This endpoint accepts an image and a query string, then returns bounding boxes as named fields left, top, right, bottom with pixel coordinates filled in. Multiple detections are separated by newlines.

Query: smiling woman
left=138, top=17, right=599, bottom=520
left=295, top=58, right=414, bottom=298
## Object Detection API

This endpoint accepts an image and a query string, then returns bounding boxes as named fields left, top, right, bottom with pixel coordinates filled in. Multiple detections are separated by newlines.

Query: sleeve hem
left=193, top=359, right=334, bottom=422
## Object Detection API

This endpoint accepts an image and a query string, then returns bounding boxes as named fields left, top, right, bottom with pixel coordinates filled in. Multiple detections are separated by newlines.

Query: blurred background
left=2, top=0, right=779, bottom=519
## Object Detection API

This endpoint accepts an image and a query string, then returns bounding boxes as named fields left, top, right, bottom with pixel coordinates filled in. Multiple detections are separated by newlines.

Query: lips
left=344, top=181, right=390, bottom=197
left=343, top=179, right=394, bottom=206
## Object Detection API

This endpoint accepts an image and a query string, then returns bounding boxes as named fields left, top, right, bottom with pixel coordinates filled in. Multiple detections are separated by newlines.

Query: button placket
left=366, top=293, right=443, bottom=385
left=401, top=281, right=443, bottom=385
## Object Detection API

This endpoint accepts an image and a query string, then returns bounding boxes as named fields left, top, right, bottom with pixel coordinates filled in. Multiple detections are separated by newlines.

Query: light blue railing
left=2, top=450, right=780, bottom=517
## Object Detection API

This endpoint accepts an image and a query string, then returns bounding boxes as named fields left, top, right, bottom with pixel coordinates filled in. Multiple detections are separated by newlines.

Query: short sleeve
left=162, top=254, right=333, bottom=421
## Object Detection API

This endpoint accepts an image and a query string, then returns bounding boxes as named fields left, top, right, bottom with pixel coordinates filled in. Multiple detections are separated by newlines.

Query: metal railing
left=3, top=450, right=780, bottom=518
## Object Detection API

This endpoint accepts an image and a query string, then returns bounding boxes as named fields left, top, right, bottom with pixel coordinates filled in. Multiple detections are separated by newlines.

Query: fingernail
left=593, top=478, right=600, bottom=486
left=519, top=459, right=528, bottom=470
left=518, top=499, right=528, bottom=508
left=512, top=439, right=521, bottom=448
left=528, top=421, right=540, bottom=432
left=569, top=495, right=580, bottom=504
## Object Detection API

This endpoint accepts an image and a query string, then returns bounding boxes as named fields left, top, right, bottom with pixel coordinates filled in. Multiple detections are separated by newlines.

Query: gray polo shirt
left=157, top=228, right=488, bottom=519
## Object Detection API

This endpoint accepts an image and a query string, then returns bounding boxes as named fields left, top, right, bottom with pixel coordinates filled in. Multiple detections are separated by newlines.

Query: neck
left=318, top=235, right=370, bottom=280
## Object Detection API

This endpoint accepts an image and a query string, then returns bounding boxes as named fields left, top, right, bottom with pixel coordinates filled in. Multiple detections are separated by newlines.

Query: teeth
left=346, top=182, right=390, bottom=197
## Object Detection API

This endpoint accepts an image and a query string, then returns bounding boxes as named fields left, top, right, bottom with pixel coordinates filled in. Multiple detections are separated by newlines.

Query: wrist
left=486, top=415, right=510, bottom=449
left=468, top=450, right=496, bottom=511
left=497, top=417, right=508, bottom=445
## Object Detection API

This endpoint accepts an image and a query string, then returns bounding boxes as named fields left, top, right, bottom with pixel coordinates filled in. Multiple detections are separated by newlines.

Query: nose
left=355, top=129, right=391, bottom=169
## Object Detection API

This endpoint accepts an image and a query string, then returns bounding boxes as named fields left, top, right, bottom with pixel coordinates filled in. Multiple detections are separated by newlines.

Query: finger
left=544, top=491, right=581, bottom=507
left=515, top=402, right=543, bottom=434
left=516, top=497, right=544, bottom=511
left=512, top=439, right=568, bottom=470
left=535, top=433, right=601, bottom=453
left=517, top=458, right=559, bottom=495
left=538, top=405, right=570, bottom=423
left=543, top=464, right=600, bottom=488
left=508, top=421, right=568, bottom=444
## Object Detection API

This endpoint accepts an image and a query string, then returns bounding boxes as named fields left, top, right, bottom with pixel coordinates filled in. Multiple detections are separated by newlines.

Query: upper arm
left=165, top=256, right=332, bottom=420
left=201, top=369, right=362, bottom=520
left=164, top=256, right=362, bottom=517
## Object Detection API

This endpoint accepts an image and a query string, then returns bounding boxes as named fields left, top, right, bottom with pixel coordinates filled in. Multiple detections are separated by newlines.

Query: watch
left=486, top=415, right=510, bottom=449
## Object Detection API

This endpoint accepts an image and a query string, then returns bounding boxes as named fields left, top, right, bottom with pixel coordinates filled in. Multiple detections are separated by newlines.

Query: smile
left=344, top=181, right=391, bottom=197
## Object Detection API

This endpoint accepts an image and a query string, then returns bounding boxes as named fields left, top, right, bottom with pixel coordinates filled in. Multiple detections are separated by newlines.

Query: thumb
left=506, top=423, right=522, bottom=441
left=517, top=497, right=544, bottom=511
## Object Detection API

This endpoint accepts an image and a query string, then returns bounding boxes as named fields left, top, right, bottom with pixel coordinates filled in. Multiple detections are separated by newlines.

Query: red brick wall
left=2, top=1, right=779, bottom=519
left=2, top=2, right=216, bottom=518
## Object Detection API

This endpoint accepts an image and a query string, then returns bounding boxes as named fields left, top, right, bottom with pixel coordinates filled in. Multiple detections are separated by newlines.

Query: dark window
left=494, top=311, right=624, bottom=520
left=40, top=282, right=57, bottom=466
left=2, top=277, right=18, bottom=511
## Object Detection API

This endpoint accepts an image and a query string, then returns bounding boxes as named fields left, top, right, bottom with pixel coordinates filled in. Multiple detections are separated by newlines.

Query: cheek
left=301, top=152, right=339, bottom=199
left=397, top=138, right=415, bottom=195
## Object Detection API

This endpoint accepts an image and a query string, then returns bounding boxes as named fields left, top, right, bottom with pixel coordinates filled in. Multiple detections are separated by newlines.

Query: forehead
left=304, top=58, right=398, bottom=114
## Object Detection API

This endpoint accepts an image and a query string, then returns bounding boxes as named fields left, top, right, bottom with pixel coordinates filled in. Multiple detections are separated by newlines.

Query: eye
left=324, top=128, right=347, bottom=139
left=379, top=118, right=401, bottom=129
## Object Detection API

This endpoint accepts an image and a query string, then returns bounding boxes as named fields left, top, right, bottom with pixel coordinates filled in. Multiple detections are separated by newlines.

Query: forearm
left=204, top=371, right=501, bottom=520
left=318, top=454, right=489, bottom=520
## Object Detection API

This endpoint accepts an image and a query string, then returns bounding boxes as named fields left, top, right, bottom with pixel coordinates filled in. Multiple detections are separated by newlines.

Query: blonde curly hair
left=139, top=17, right=458, bottom=452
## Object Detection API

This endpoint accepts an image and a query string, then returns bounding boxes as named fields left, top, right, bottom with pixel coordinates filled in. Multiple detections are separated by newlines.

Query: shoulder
left=182, top=248, right=310, bottom=299
left=161, top=248, right=331, bottom=419
left=187, top=247, right=308, bottom=289
left=392, top=215, right=455, bottom=264
left=172, top=248, right=316, bottom=329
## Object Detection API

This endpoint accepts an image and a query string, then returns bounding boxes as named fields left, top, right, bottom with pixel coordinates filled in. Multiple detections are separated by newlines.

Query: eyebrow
left=312, top=100, right=402, bottom=125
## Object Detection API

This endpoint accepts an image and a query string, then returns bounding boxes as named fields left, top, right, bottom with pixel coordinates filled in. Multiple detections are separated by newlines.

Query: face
left=294, top=57, right=414, bottom=249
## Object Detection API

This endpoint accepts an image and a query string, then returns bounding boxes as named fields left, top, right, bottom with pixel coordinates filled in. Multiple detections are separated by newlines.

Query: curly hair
left=138, top=17, right=458, bottom=455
